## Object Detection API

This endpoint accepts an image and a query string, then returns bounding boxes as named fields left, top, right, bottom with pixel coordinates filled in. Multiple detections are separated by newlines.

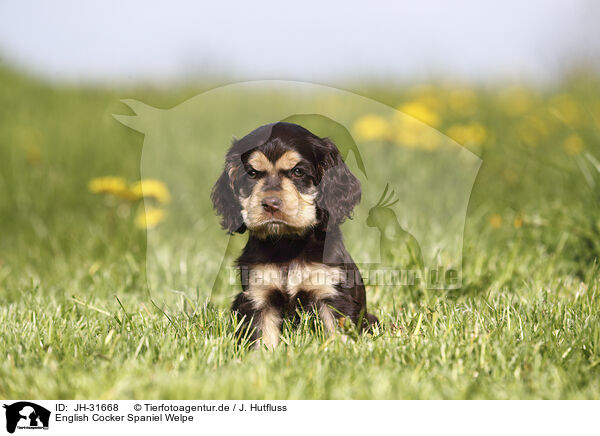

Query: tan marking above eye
left=247, top=152, right=273, bottom=173
left=275, top=151, right=303, bottom=171
left=247, top=150, right=303, bottom=174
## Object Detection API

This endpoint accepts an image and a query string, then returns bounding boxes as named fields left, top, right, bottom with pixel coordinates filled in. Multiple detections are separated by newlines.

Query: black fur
left=212, top=122, right=378, bottom=345
left=316, top=138, right=362, bottom=229
left=211, top=169, right=246, bottom=234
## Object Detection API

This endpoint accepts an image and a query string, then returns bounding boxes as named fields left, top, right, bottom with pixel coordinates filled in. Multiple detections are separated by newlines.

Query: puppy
left=212, top=122, right=378, bottom=348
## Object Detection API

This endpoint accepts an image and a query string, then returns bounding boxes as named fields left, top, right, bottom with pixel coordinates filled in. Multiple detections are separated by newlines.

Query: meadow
left=1, top=65, right=600, bottom=399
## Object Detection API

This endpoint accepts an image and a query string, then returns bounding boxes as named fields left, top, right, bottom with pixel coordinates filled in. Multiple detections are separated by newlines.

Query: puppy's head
left=211, top=122, right=361, bottom=237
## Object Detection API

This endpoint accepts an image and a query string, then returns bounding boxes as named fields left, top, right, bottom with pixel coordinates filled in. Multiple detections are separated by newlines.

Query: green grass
left=1, top=66, right=600, bottom=399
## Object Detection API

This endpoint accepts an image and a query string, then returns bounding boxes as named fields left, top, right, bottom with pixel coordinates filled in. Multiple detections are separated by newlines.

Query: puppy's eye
left=291, top=167, right=305, bottom=178
left=247, top=169, right=258, bottom=179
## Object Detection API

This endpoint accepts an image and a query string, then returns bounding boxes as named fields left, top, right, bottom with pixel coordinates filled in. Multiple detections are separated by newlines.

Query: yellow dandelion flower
left=398, top=101, right=440, bottom=127
left=129, top=179, right=171, bottom=205
left=446, top=123, right=488, bottom=146
left=563, top=134, right=584, bottom=155
left=135, top=207, right=166, bottom=229
left=392, top=117, right=441, bottom=150
left=489, top=214, right=503, bottom=229
left=88, top=176, right=129, bottom=196
left=352, top=114, right=391, bottom=142
left=116, top=188, right=141, bottom=201
left=513, top=216, right=523, bottom=228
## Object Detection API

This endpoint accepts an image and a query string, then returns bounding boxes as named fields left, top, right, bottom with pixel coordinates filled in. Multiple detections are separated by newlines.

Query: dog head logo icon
left=3, top=402, right=50, bottom=433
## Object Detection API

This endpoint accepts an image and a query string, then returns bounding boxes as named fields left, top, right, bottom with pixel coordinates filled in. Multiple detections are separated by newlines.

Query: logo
left=114, top=80, right=481, bottom=305
left=3, top=402, right=50, bottom=434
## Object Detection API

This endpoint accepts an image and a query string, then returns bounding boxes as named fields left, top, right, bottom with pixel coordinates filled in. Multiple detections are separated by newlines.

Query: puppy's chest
left=243, top=262, right=343, bottom=308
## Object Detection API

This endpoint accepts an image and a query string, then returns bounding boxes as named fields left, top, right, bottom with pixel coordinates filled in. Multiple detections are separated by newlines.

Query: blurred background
left=3, top=0, right=600, bottom=400
left=1, top=0, right=599, bottom=84
left=1, top=0, right=600, bottom=301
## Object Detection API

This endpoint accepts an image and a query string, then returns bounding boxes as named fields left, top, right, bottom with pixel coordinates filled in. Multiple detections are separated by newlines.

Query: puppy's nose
left=261, top=196, right=282, bottom=213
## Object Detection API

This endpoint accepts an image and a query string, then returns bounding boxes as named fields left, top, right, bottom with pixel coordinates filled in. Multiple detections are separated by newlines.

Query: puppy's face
left=212, top=122, right=361, bottom=237
left=238, top=148, right=318, bottom=237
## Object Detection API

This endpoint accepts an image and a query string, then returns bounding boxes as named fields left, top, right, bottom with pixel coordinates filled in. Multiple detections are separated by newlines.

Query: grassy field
left=1, top=66, right=600, bottom=399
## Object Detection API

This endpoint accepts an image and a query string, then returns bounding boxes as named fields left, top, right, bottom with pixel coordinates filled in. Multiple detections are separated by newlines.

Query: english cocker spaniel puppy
left=212, top=122, right=378, bottom=348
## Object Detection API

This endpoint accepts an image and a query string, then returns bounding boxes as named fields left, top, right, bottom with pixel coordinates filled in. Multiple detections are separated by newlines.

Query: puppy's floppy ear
left=211, top=160, right=246, bottom=234
left=316, top=138, right=361, bottom=227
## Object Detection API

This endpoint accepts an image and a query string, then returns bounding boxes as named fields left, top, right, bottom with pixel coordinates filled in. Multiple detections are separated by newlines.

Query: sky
left=0, top=0, right=598, bottom=84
